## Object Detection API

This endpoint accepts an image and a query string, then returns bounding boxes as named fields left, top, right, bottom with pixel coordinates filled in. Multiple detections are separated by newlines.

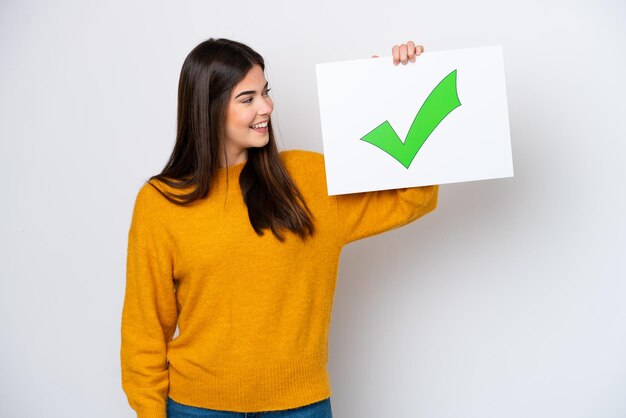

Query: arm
left=120, top=186, right=178, bottom=418
left=334, top=41, right=437, bottom=245
left=335, top=184, right=438, bottom=245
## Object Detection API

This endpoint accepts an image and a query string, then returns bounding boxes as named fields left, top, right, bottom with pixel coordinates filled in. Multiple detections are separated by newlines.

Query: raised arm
left=335, top=184, right=438, bottom=245
left=336, top=40, right=436, bottom=245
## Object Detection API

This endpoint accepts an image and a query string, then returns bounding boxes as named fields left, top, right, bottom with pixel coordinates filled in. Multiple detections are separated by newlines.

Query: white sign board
left=315, top=45, right=514, bottom=196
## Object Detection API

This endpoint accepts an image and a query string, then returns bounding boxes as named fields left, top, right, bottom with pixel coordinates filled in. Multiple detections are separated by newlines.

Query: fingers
left=399, top=44, right=408, bottom=64
left=408, top=41, right=416, bottom=62
left=392, top=41, right=425, bottom=65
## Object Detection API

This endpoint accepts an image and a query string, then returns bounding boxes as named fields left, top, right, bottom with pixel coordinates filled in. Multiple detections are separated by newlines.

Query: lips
left=250, top=120, right=269, bottom=129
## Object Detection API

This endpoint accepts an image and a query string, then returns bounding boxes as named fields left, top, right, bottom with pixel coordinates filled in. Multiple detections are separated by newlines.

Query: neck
left=219, top=148, right=248, bottom=169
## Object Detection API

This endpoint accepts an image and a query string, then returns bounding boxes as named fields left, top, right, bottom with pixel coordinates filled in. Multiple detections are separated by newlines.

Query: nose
left=258, top=97, right=273, bottom=116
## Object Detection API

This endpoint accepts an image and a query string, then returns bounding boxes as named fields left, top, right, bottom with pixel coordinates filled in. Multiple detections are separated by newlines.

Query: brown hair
left=147, top=38, right=315, bottom=242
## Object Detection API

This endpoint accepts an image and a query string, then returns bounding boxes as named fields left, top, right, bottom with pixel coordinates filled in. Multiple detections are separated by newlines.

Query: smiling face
left=221, top=64, right=273, bottom=167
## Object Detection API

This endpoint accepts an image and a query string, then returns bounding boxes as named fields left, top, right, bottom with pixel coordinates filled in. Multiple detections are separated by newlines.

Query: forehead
left=232, top=65, right=267, bottom=94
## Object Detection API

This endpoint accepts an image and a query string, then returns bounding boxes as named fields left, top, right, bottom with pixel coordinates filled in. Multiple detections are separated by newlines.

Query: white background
left=1, top=1, right=624, bottom=417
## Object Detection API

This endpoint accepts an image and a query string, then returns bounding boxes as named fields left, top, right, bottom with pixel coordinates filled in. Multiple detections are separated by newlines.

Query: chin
left=251, top=137, right=270, bottom=148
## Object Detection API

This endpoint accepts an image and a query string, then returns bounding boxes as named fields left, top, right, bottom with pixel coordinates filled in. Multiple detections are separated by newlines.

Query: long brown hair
left=147, top=38, right=315, bottom=242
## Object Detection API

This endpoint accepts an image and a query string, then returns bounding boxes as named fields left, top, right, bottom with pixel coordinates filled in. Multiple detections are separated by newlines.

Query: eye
left=242, top=88, right=271, bottom=104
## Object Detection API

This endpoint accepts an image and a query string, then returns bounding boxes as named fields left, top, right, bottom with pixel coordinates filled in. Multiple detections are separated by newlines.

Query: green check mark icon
left=360, top=69, right=461, bottom=169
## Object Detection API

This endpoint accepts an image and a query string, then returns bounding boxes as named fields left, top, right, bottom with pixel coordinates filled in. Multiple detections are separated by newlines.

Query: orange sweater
left=121, top=149, right=438, bottom=418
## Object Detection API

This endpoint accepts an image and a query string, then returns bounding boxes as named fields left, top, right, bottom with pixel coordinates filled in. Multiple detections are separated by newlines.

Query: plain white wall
left=1, top=0, right=624, bottom=417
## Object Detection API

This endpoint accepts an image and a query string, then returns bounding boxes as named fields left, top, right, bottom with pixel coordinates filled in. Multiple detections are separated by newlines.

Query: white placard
left=315, top=45, right=514, bottom=195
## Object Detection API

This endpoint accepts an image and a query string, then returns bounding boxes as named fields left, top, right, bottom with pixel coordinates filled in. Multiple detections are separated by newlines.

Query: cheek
left=226, top=106, right=250, bottom=129
left=228, top=113, right=249, bottom=132
left=240, top=110, right=256, bottom=128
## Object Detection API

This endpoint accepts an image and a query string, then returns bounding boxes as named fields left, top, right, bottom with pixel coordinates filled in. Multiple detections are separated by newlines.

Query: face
left=222, top=64, right=273, bottom=164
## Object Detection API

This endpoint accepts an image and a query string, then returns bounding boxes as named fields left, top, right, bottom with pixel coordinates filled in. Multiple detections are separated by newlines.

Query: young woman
left=121, top=38, right=438, bottom=418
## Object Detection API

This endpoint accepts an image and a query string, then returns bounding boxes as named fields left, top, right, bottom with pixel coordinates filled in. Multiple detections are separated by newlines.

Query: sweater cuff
left=137, top=407, right=166, bottom=418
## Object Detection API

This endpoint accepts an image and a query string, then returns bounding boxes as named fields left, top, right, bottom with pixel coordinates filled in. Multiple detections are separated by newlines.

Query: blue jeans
left=166, top=396, right=333, bottom=418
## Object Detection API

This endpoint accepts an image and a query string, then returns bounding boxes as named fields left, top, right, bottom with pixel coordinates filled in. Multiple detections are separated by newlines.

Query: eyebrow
left=234, top=81, right=269, bottom=99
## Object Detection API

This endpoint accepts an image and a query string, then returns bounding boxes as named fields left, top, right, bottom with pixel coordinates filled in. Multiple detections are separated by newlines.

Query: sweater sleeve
left=335, top=184, right=439, bottom=245
left=121, top=185, right=178, bottom=418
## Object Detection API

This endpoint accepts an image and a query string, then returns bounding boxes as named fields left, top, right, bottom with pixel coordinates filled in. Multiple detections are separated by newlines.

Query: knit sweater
left=121, top=149, right=438, bottom=418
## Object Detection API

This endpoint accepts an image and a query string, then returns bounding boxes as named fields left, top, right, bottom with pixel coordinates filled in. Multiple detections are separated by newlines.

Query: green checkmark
left=360, top=69, right=461, bottom=169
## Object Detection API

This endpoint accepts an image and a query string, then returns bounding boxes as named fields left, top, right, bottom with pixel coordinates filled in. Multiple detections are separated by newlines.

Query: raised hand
left=371, top=41, right=425, bottom=65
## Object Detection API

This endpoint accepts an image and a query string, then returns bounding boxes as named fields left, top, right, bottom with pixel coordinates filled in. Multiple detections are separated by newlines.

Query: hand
left=371, top=41, right=425, bottom=65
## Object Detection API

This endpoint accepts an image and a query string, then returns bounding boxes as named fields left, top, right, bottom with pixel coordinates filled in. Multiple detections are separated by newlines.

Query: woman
left=121, top=38, right=438, bottom=418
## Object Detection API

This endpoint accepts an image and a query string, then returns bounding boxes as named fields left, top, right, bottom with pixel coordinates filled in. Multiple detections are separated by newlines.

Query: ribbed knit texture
left=120, top=149, right=438, bottom=418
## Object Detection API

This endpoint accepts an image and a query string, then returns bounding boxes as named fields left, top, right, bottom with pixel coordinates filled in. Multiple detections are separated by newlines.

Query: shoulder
left=128, top=178, right=178, bottom=243
left=130, top=178, right=175, bottom=220
left=279, top=149, right=325, bottom=171
left=278, top=149, right=330, bottom=196
left=134, top=178, right=165, bottom=204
